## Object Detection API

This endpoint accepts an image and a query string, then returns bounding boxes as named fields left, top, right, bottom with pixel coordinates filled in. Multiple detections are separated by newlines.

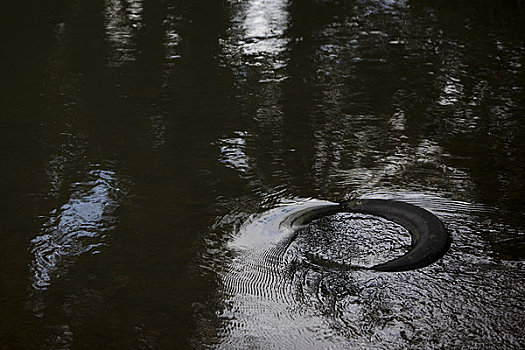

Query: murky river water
left=2, top=0, right=524, bottom=349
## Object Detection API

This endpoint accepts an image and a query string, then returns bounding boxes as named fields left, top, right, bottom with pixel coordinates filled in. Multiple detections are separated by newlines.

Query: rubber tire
left=295, top=199, right=450, bottom=272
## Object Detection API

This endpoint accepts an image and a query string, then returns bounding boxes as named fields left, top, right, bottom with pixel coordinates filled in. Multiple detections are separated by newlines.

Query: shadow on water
left=1, top=0, right=525, bottom=349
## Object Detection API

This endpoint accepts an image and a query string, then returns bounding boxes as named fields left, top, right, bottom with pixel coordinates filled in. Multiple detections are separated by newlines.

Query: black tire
left=294, top=199, right=450, bottom=272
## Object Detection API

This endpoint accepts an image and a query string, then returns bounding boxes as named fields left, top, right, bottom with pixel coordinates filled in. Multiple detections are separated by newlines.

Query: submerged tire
left=290, top=199, right=450, bottom=272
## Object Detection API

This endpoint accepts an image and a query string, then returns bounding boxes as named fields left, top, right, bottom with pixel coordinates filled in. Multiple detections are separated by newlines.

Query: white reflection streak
left=164, top=6, right=182, bottom=61
left=222, top=0, right=290, bottom=75
left=389, top=109, right=406, bottom=131
left=218, top=131, right=250, bottom=173
left=241, top=0, right=289, bottom=59
left=165, top=29, right=181, bottom=59
left=125, top=0, right=143, bottom=22
left=104, top=0, right=143, bottom=66
left=438, top=76, right=463, bottom=106
left=30, top=169, right=119, bottom=291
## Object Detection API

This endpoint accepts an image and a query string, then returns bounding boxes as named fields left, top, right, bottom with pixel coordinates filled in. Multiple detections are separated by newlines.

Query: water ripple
left=213, top=196, right=524, bottom=349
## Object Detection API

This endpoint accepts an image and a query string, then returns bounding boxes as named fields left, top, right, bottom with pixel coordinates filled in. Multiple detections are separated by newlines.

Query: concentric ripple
left=216, top=200, right=416, bottom=349
left=213, top=197, right=524, bottom=349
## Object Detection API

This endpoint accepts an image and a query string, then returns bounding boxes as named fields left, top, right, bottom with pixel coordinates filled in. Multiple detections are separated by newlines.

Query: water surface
left=1, top=0, right=524, bottom=349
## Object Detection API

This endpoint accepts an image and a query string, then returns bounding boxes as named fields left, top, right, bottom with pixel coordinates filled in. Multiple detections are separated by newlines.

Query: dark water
left=2, top=0, right=525, bottom=349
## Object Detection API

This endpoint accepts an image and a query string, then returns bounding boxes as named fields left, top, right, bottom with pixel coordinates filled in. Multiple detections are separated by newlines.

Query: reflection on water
left=30, top=167, right=120, bottom=292
left=30, top=166, right=122, bottom=304
left=240, top=0, right=290, bottom=60
left=2, top=0, right=525, bottom=349
left=105, top=0, right=141, bottom=66
left=217, top=131, right=250, bottom=174
left=220, top=0, right=290, bottom=122
left=222, top=0, right=289, bottom=69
